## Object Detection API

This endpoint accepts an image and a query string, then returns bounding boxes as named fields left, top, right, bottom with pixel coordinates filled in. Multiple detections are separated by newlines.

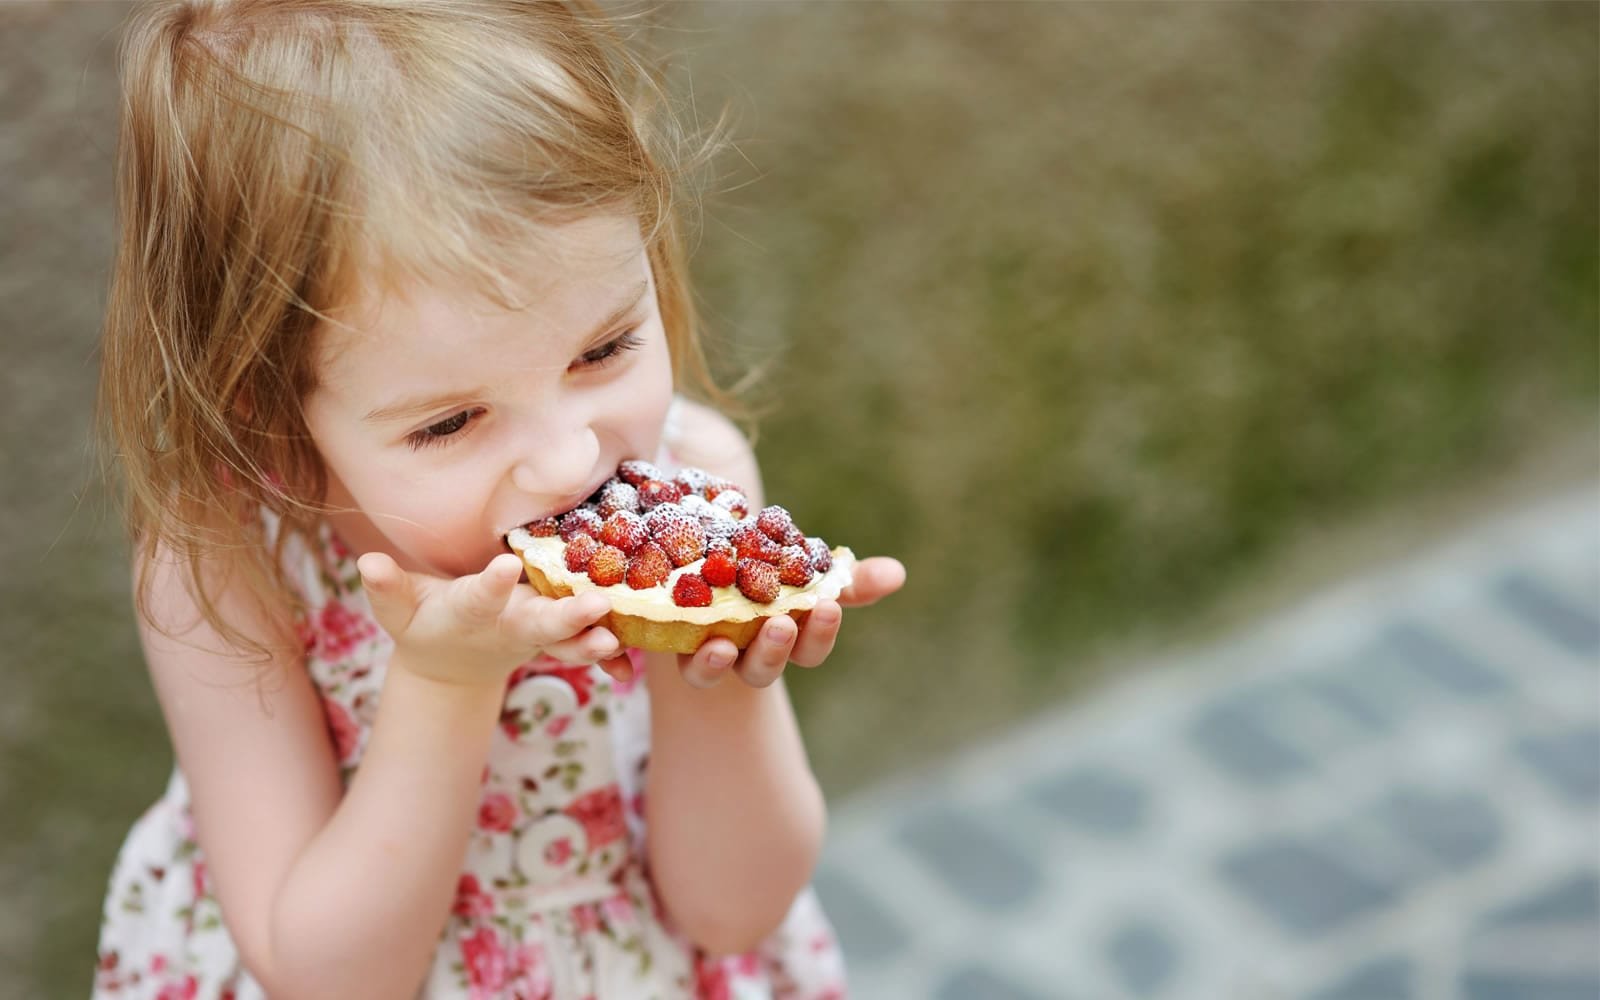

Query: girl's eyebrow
left=361, top=280, right=651, bottom=424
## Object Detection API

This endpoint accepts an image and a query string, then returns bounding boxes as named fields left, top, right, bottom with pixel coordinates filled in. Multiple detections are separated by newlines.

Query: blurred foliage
left=1, top=2, right=1595, bottom=996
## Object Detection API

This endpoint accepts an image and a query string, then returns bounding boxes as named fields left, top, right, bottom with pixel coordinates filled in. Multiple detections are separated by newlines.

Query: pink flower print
left=601, top=893, right=633, bottom=925
left=310, top=599, right=377, bottom=661
left=572, top=902, right=601, bottom=933
left=731, top=953, right=760, bottom=976
left=451, top=874, right=495, bottom=921
left=477, top=792, right=518, bottom=833
left=192, top=861, right=208, bottom=901
left=505, top=654, right=568, bottom=690
left=544, top=837, right=574, bottom=867
left=460, top=927, right=509, bottom=998
left=694, top=957, right=732, bottom=1000
left=541, top=664, right=597, bottom=707
left=544, top=715, right=572, bottom=739
left=509, top=942, right=554, bottom=1000
left=564, top=785, right=626, bottom=848
left=321, top=698, right=361, bottom=765
left=154, top=976, right=198, bottom=1000
left=613, top=647, right=646, bottom=694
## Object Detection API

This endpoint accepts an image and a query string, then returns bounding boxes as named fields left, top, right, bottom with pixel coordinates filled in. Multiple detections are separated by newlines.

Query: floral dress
left=94, top=508, right=848, bottom=999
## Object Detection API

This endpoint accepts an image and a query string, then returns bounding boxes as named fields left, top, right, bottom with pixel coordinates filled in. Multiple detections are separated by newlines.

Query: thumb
left=357, top=552, right=420, bottom=637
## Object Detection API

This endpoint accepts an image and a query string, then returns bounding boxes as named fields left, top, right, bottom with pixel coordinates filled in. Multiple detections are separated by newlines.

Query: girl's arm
left=140, top=546, right=614, bottom=1000
left=642, top=400, right=827, bottom=954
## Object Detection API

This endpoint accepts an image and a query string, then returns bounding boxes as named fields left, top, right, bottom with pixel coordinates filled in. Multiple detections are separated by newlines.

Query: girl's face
left=303, top=214, right=675, bottom=578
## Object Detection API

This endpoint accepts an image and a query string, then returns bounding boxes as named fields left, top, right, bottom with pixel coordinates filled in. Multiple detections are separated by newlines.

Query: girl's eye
left=405, top=408, right=483, bottom=450
left=573, top=330, right=644, bottom=370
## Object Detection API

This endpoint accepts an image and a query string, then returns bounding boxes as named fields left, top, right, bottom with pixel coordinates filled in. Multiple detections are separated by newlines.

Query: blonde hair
left=99, top=0, right=728, bottom=655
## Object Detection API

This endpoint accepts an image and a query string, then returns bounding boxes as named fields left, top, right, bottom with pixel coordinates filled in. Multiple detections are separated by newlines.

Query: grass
left=1, top=2, right=1595, bottom=996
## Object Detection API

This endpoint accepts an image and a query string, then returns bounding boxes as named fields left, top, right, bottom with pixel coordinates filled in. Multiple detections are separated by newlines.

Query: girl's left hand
left=675, top=556, right=907, bottom=689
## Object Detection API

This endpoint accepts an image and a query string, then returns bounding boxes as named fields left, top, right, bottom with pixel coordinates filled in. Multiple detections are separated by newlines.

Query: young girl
left=92, top=2, right=904, bottom=998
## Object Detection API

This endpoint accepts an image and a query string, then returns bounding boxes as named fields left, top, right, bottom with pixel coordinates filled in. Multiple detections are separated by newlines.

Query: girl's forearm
left=261, top=663, right=504, bottom=1000
left=644, top=656, right=827, bottom=955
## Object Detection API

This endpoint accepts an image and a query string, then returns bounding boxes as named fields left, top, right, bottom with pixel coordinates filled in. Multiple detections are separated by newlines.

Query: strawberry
left=703, top=517, right=738, bottom=544
left=706, top=536, right=735, bottom=559
left=674, top=467, right=714, bottom=498
left=756, top=505, right=805, bottom=546
left=625, top=541, right=671, bottom=589
left=638, top=479, right=685, bottom=510
left=777, top=545, right=814, bottom=587
left=712, top=489, right=749, bottom=520
left=600, top=510, right=648, bottom=554
left=651, top=512, right=707, bottom=567
left=618, top=459, right=663, bottom=486
left=596, top=481, right=640, bottom=518
left=702, top=477, right=739, bottom=502
left=701, top=548, right=738, bottom=588
left=559, top=508, right=602, bottom=541
left=672, top=572, right=714, bottom=608
left=731, top=523, right=781, bottom=563
left=525, top=516, right=560, bottom=538
left=564, top=533, right=599, bottom=573
left=805, top=536, right=833, bottom=573
left=643, top=502, right=688, bottom=533
left=736, top=558, right=781, bottom=603
left=587, top=544, right=627, bottom=586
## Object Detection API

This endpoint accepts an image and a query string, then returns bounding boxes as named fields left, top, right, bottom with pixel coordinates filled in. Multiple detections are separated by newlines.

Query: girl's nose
left=509, top=422, right=601, bottom=500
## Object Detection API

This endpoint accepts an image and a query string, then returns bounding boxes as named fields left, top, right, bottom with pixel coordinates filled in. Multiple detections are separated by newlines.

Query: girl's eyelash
left=575, top=330, right=643, bottom=369
left=405, top=407, right=484, bottom=451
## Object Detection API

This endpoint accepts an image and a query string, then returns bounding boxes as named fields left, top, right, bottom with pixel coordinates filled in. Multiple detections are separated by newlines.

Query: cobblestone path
left=815, top=485, right=1599, bottom=1000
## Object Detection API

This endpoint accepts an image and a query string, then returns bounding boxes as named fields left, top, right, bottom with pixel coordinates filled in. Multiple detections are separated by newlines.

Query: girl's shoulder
left=661, top=397, right=765, bottom=508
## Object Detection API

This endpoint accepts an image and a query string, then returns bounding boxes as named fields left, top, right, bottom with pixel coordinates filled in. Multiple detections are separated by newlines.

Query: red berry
left=671, top=572, right=714, bottom=608
left=559, top=508, right=602, bottom=541
left=599, top=510, right=648, bottom=554
left=587, top=544, right=627, bottom=586
left=703, top=517, right=738, bottom=543
left=736, top=558, right=781, bottom=603
left=564, top=533, right=599, bottom=572
left=651, top=513, right=707, bottom=567
left=701, top=549, right=738, bottom=588
left=596, top=481, right=640, bottom=518
left=777, top=545, right=815, bottom=587
left=805, top=537, right=832, bottom=573
left=702, top=477, right=739, bottom=502
left=706, top=536, right=735, bottom=559
left=712, top=490, right=749, bottom=520
left=525, top=516, right=560, bottom=538
left=731, top=523, right=781, bottom=563
left=756, top=505, right=795, bottom=542
left=625, top=541, right=671, bottom=589
left=638, top=479, right=685, bottom=510
left=674, top=467, right=714, bottom=498
left=618, top=459, right=663, bottom=487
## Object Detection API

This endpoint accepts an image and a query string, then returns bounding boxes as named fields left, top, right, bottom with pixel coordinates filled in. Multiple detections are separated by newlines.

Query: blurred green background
left=1, top=2, right=1595, bottom=996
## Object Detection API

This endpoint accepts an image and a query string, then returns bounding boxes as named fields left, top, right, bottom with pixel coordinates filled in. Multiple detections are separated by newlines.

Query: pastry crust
left=508, top=530, right=855, bottom=655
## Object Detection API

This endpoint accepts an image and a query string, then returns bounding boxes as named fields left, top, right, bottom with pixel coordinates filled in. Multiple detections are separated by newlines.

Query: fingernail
left=765, top=624, right=791, bottom=645
left=709, top=651, right=734, bottom=670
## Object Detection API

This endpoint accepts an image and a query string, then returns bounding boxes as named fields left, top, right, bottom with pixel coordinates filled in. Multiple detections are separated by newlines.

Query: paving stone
left=1493, top=572, right=1600, bottom=658
left=1382, top=622, right=1511, bottom=698
left=932, top=964, right=1053, bottom=1000
left=1483, top=871, right=1600, bottom=926
left=1188, top=689, right=1312, bottom=786
left=1027, top=766, right=1150, bottom=837
left=810, top=866, right=909, bottom=964
left=1515, top=724, right=1600, bottom=805
left=898, top=807, right=1040, bottom=911
left=1374, top=788, right=1502, bottom=870
left=1460, top=973, right=1600, bottom=1000
left=1105, top=918, right=1180, bottom=996
left=1218, top=836, right=1397, bottom=937
left=1306, top=955, right=1414, bottom=1000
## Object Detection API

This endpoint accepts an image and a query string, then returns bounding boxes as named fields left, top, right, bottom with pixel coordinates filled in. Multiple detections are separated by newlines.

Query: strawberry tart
left=506, top=460, right=855, bottom=655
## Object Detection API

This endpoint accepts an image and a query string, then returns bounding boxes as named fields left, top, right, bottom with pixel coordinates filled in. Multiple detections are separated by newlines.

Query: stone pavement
left=813, top=484, right=1599, bottom=1000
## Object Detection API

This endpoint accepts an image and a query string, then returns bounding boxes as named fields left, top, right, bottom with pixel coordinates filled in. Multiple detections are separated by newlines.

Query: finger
left=596, top=650, right=635, bottom=685
left=838, top=557, right=907, bottom=607
left=733, top=616, right=797, bottom=688
left=788, top=602, right=842, bottom=668
left=460, top=553, right=524, bottom=622
left=680, top=638, right=739, bottom=689
left=515, top=592, right=611, bottom=647
left=542, top=626, right=620, bottom=666
left=356, top=552, right=420, bottom=635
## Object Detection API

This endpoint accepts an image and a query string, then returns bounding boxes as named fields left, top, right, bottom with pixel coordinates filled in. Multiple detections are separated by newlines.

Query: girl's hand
left=675, top=556, right=907, bottom=689
left=357, top=551, right=620, bottom=687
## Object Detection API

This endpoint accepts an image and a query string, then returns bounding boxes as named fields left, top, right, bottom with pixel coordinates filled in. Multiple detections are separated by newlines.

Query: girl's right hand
left=356, top=551, right=621, bottom=687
